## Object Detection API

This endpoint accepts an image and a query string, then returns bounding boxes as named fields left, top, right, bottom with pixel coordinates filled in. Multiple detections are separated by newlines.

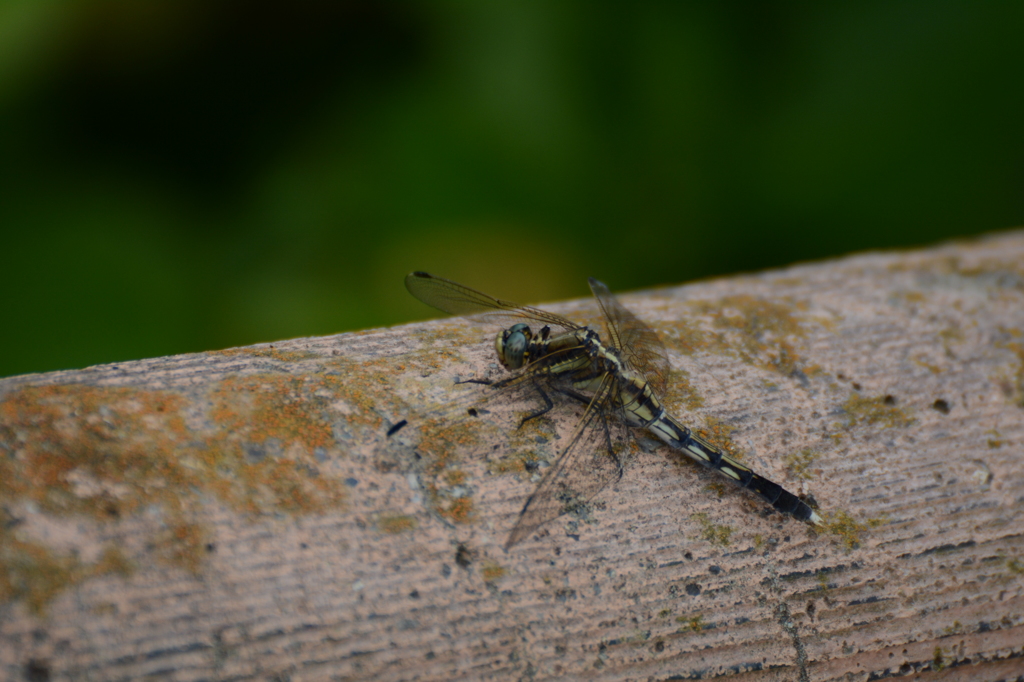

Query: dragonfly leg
left=456, top=377, right=494, bottom=386
left=552, top=386, right=592, bottom=407
left=597, top=409, right=625, bottom=472
left=517, top=384, right=601, bottom=426
left=517, top=384, right=555, bottom=427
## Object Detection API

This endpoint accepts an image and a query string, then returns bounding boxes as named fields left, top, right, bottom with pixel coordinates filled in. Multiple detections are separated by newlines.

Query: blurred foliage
left=0, top=1, right=1021, bottom=377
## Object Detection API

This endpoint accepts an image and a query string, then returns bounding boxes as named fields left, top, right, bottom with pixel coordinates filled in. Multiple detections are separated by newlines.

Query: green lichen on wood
left=377, top=514, right=418, bottom=534
left=840, top=393, right=915, bottom=430
left=0, top=368, right=384, bottom=610
left=691, top=512, right=733, bottom=547
left=675, top=613, right=705, bottom=633
left=0, top=524, right=135, bottom=615
left=783, top=448, right=820, bottom=480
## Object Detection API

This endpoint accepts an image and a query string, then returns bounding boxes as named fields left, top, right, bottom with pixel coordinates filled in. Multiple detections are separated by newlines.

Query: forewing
left=406, top=271, right=580, bottom=331
left=504, top=373, right=630, bottom=549
left=588, top=277, right=671, bottom=394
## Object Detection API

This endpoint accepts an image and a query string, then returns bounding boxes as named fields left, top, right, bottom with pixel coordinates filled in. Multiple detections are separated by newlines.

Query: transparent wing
left=588, top=277, right=671, bottom=394
left=504, top=372, right=631, bottom=549
left=406, top=271, right=581, bottom=331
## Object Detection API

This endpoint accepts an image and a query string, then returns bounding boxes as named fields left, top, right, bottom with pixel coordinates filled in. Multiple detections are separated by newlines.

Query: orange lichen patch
left=703, top=480, right=729, bottom=499
left=685, top=295, right=819, bottom=375
left=694, top=417, right=745, bottom=462
left=840, top=393, right=915, bottom=430
left=319, top=353, right=471, bottom=441
left=421, top=460, right=476, bottom=525
left=160, top=521, right=207, bottom=575
left=986, top=429, right=1006, bottom=449
left=0, top=377, right=358, bottom=609
left=437, top=496, right=474, bottom=524
left=0, top=384, right=211, bottom=607
left=377, top=514, right=418, bottom=534
left=202, top=372, right=373, bottom=515
left=480, top=561, right=507, bottom=583
left=416, top=417, right=482, bottom=475
left=202, top=372, right=352, bottom=514
left=209, top=374, right=342, bottom=452
left=443, top=469, right=467, bottom=486
left=0, top=384, right=193, bottom=519
left=409, top=405, right=492, bottom=526
left=652, top=318, right=709, bottom=357
left=253, top=457, right=343, bottom=514
left=212, top=346, right=322, bottom=363
left=659, top=368, right=705, bottom=413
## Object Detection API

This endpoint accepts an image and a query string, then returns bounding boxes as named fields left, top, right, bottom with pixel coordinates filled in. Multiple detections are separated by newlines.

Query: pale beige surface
left=2, top=232, right=1024, bottom=681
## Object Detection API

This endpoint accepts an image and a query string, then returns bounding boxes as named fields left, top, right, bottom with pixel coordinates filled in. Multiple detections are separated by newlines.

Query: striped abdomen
left=621, top=378, right=822, bottom=525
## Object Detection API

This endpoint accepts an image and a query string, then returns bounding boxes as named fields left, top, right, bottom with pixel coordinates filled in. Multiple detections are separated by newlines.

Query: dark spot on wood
left=455, top=543, right=472, bottom=568
left=24, top=660, right=50, bottom=682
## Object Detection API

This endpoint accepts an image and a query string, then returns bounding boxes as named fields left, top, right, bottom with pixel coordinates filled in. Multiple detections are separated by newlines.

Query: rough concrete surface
left=2, top=231, right=1023, bottom=681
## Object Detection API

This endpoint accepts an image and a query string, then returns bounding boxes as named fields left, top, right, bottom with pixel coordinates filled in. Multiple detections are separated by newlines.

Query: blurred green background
left=1, top=1, right=1022, bottom=378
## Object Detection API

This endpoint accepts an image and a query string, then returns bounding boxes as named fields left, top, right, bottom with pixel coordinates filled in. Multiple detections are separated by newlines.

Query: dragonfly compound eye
left=496, top=323, right=532, bottom=369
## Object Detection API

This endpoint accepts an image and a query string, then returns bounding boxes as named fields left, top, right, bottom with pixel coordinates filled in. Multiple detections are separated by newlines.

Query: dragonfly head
left=496, top=323, right=533, bottom=370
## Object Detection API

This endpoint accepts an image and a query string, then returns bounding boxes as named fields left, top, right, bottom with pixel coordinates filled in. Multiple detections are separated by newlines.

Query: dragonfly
left=405, top=271, right=823, bottom=548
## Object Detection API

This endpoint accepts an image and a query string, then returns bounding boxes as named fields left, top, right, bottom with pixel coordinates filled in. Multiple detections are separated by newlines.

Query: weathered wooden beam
left=2, top=231, right=1023, bottom=681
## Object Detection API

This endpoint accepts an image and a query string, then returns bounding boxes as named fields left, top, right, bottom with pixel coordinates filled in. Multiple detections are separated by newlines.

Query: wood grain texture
left=2, top=231, right=1023, bottom=681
